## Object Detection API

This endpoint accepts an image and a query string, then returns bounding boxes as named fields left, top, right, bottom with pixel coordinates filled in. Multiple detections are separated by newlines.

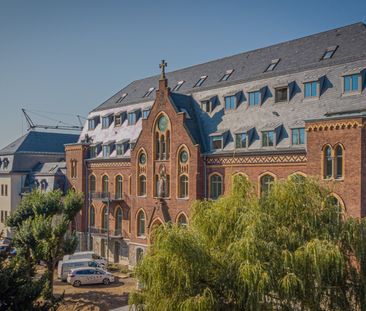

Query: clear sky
left=0, top=0, right=365, bottom=147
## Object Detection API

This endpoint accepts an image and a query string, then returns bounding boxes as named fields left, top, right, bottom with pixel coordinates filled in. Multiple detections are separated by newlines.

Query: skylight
left=194, top=76, right=207, bottom=88
left=172, top=81, right=185, bottom=91
left=219, top=69, right=234, bottom=82
left=265, top=59, right=280, bottom=72
left=116, top=93, right=128, bottom=103
left=321, top=46, right=338, bottom=60
left=143, top=87, right=155, bottom=98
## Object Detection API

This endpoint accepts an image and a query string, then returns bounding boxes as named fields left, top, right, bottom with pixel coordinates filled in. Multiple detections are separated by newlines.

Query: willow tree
left=130, top=176, right=366, bottom=310
left=7, top=189, right=83, bottom=304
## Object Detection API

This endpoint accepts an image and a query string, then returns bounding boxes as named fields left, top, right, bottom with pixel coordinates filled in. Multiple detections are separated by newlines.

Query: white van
left=57, top=258, right=103, bottom=281
left=62, top=251, right=107, bottom=267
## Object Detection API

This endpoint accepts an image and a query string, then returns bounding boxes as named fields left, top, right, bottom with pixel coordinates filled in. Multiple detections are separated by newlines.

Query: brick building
left=66, top=23, right=366, bottom=267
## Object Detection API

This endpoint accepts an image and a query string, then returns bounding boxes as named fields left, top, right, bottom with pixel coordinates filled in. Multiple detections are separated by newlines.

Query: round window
left=180, top=151, right=188, bottom=163
left=139, top=153, right=146, bottom=165
left=158, top=116, right=168, bottom=132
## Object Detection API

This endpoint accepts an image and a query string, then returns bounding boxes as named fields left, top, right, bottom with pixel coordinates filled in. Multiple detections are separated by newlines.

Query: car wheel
left=103, top=278, right=110, bottom=285
left=73, top=280, right=81, bottom=287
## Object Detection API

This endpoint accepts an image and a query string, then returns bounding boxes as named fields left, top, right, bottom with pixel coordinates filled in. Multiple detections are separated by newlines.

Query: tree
left=130, top=176, right=366, bottom=310
left=0, top=232, right=45, bottom=311
left=7, top=189, right=83, bottom=304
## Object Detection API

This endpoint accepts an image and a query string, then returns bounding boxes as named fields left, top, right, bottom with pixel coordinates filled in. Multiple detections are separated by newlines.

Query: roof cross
left=159, top=59, right=167, bottom=79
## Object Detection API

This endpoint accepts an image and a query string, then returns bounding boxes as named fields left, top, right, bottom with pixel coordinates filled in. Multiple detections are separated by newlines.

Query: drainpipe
left=107, top=196, right=110, bottom=265
left=84, top=158, right=90, bottom=251
left=203, top=155, right=207, bottom=198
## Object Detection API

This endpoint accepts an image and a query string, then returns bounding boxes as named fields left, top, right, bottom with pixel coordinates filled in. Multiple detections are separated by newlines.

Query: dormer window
left=142, top=108, right=151, bottom=119
left=265, top=59, right=280, bottom=72
left=194, top=76, right=207, bottom=88
left=262, top=131, right=274, bottom=147
left=90, top=146, right=98, bottom=158
left=304, top=81, right=318, bottom=98
left=343, top=74, right=360, bottom=93
left=211, top=136, right=223, bottom=150
left=128, top=111, right=138, bottom=125
left=201, top=100, right=211, bottom=112
left=114, top=114, right=122, bottom=127
left=235, top=132, right=247, bottom=148
left=102, top=115, right=112, bottom=129
left=116, top=93, right=127, bottom=103
left=292, top=128, right=305, bottom=145
left=172, top=80, right=185, bottom=91
left=88, top=117, right=99, bottom=130
left=224, top=95, right=236, bottom=110
left=249, top=91, right=261, bottom=106
left=143, top=87, right=155, bottom=98
left=321, top=46, right=338, bottom=60
left=116, top=140, right=129, bottom=156
left=275, top=87, right=288, bottom=103
left=219, top=69, right=234, bottom=82
left=103, top=145, right=111, bottom=157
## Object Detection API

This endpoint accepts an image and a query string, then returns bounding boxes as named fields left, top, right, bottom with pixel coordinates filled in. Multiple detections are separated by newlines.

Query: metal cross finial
left=159, top=59, right=167, bottom=79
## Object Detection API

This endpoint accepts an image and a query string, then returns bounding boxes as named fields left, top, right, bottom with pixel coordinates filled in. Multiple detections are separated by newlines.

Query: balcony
left=90, top=227, right=129, bottom=239
left=90, top=192, right=124, bottom=202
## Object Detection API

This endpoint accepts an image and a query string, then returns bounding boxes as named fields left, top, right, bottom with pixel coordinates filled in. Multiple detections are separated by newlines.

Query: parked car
left=57, top=258, right=104, bottom=281
left=67, top=267, right=115, bottom=287
left=63, top=251, right=107, bottom=267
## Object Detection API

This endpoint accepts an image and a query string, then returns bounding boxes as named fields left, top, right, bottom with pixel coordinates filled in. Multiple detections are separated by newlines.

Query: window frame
left=262, top=131, right=275, bottom=147
left=274, top=86, right=288, bottom=103
left=209, top=173, right=223, bottom=200
left=219, top=69, right=234, bottom=82
left=224, top=95, right=236, bottom=110
left=128, top=112, right=137, bottom=125
left=304, top=81, right=318, bottom=98
left=194, top=76, right=207, bottom=88
left=291, top=128, right=305, bottom=145
left=211, top=135, right=223, bottom=150
left=343, top=74, right=361, bottom=94
left=235, top=132, right=247, bottom=149
left=248, top=91, right=261, bottom=106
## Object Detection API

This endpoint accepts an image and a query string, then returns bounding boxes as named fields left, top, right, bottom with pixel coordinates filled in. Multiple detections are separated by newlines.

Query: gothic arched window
left=90, top=205, right=95, bottom=227
left=115, top=206, right=123, bottom=232
left=335, top=145, right=344, bottom=179
left=260, top=174, right=275, bottom=196
left=102, top=206, right=108, bottom=231
left=155, top=114, right=170, bottom=160
left=89, top=175, right=96, bottom=194
left=210, top=174, right=223, bottom=199
left=115, top=175, right=123, bottom=199
left=323, top=146, right=333, bottom=179
left=137, top=210, right=145, bottom=237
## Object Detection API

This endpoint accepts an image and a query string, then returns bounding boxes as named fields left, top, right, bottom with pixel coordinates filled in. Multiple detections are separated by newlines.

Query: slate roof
left=32, top=161, right=67, bottom=176
left=0, top=131, right=79, bottom=156
left=93, top=22, right=366, bottom=112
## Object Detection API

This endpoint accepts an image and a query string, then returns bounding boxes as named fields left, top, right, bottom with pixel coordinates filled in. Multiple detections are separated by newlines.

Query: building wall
left=0, top=176, right=11, bottom=236
left=66, top=62, right=366, bottom=266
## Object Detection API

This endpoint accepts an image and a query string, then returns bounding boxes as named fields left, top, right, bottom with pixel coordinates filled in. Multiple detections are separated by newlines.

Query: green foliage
left=130, top=176, right=366, bottom=310
left=6, top=189, right=83, bottom=305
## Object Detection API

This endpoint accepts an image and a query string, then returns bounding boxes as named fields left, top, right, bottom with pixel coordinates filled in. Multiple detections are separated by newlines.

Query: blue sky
left=0, top=0, right=365, bottom=147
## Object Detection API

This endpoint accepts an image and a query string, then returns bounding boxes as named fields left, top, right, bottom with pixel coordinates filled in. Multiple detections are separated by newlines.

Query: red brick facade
left=65, top=77, right=366, bottom=266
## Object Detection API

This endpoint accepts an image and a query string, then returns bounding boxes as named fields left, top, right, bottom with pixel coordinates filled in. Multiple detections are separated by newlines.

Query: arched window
left=210, top=174, right=223, bottom=199
left=139, top=175, right=146, bottom=196
left=90, top=205, right=95, bottom=227
left=137, top=210, right=145, bottom=237
left=136, top=248, right=144, bottom=263
left=177, top=213, right=188, bottom=226
left=102, top=206, right=108, bottom=232
left=335, top=145, right=343, bottom=179
left=324, top=146, right=333, bottom=179
left=328, top=195, right=345, bottom=224
left=102, top=175, right=109, bottom=197
left=155, top=115, right=170, bottom=160
left=115, top=207, right=123, bottom=232
left=89, top=175, right=96, bottom=194
left=115, top=176, right=123, bottom=199
left=179, top=175, right=189, bottom=198
left=260, top=174, right=275, bottom=196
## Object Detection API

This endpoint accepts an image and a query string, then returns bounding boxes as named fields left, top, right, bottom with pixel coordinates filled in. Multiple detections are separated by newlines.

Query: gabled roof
left=93, top=22, right=366, bottom=112
left=0, top=131, right=79, bottom=156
